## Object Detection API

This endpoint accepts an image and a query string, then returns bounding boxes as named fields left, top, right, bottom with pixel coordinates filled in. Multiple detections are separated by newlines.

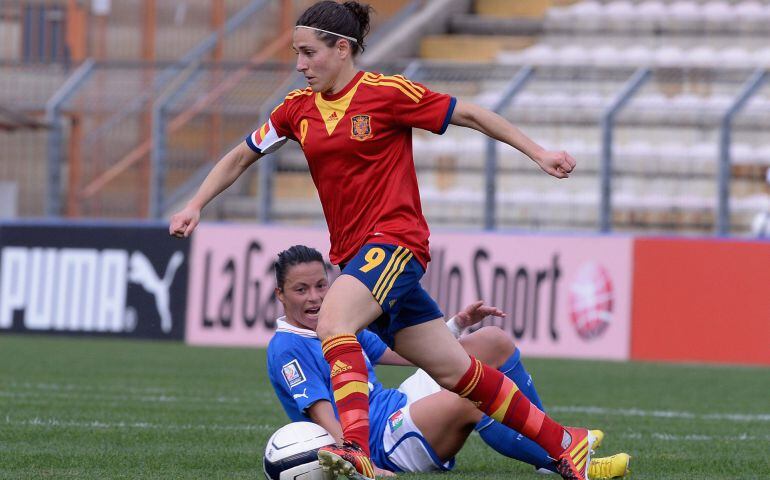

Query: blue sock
left=474, top=349, right=554, bottom=472
left=476, top=419, right=556, bottom=471
left=499, top=348, right=544, bottom=410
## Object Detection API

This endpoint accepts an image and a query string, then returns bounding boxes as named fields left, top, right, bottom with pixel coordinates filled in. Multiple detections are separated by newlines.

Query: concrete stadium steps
left=217, top=147, right=768, bottom=233
left=544, top=0, right=770, bottom=36
left=490, top=1, right=770, bottom=69
left=475, top=0, right=578, bottom=17
left=496, top=90, right=770, bottom=129
left=419, top=0, right=566, bottom=62
left=415, top=129, right=770, bottom=175
left=449, top=14, right=544, bottom=36
left=408, top=125, right=770, bottom=233
left=497, top=43, right=770, bottom=69
left=420, top=35, right=536, bottom=62
left=418, top=186, right=766, bottom=233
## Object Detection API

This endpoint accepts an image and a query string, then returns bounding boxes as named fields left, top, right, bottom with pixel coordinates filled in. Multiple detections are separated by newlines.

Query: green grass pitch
left=1, top=335, right=768, bottom=479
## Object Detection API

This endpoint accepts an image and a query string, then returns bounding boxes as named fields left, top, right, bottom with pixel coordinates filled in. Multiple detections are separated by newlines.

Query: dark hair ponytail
left=296, top=1, right=373, bottom=56
left=275, top=245, right=326, bottom=290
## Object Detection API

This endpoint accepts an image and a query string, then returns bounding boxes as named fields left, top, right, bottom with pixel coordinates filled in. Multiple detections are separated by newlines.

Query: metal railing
left=484, top=65, right=534, bottom=230
left=718, top=69, right=768, bottom=235
left=235, top=63, right=770, bottom=235
left=599, top=67, right=651, bottom=233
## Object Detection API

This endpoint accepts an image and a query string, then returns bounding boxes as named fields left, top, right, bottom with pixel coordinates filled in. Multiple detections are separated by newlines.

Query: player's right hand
left=169, top=206, right=200, bottom=238
left=535, top=149, right=576, bottom=179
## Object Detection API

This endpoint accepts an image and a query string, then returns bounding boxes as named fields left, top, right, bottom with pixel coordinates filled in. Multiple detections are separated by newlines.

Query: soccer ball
left=263, top=422, right=335, bottom=480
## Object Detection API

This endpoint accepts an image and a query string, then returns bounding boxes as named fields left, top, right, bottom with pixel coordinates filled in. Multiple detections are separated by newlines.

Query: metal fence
left=0, top=61, right=70, bottom=216
left=7, top=57, right=770, bottom=235
left=34, top=0, right=415, bottom=219
left=0, top=0, right=270, bottom=64
left=43, top=0, right=281, bottom=218
left=254, top=63, right=770, bottom=236
left=5, top=0, right=770, bottom=236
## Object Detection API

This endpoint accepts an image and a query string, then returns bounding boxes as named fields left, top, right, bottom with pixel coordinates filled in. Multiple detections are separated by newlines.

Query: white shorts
left=379, top=369, right=455, bottom=473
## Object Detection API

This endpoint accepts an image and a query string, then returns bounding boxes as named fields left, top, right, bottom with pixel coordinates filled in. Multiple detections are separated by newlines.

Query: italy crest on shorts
left=350, top=114, right=373, bottom=141
left=388, top=410, right=404, bottom=433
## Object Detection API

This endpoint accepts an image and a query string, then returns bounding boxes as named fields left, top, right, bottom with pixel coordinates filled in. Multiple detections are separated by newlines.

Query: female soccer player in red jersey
left=170, top=2, right=589, bottom=479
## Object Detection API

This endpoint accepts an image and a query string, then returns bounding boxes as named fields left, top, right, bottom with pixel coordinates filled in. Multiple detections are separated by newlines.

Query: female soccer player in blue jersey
left=266, top=246, right=630, bottom=479
left=170, top=2, right=590, bottom=479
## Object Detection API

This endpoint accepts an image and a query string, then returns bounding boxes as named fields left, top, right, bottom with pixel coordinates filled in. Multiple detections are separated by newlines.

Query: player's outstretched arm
left=169, top=141, right=263, bottom=238
left=308, top=400, right=345, bottom=444
left=449, top=99, right=576, bottom=179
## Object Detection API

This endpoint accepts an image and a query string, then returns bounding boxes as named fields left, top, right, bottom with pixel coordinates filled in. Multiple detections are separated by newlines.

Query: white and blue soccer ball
left=263, top=422, right=335, bottom=480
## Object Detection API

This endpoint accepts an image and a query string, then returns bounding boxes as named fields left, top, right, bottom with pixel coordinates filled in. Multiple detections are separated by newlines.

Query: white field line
left=6, top=382, right=769, bottom=424
left=617, top=432, right=770, bottom=442
left=6, top=381, right=271, bottom=398
left=6, top=381, right=172, bottom=394
left=0, top=390, right=257, bottom=405
left=550, top=405, right=770, bottom=423
left=4, top=416, right=274, bottom=432
left=6, top=416, right=770, bottom=442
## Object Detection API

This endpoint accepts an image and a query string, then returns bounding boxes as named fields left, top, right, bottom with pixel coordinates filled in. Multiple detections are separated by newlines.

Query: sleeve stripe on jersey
left=439, top=97, right=458, bottom=135
left=362, top=78, right=421, bottom=103
left=371, top=74, right=424, bottom=100
left=381, top=78, right=423, bottom=100
left=285, top=88, right=313, bottom=101
left=393, top=74, right=426, bottom=94
left=362, top=73, right=424, bottom=101
left=379, top=75, right=424, bottom=99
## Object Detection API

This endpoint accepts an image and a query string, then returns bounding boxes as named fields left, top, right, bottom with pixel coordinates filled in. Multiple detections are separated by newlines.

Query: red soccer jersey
left=246, top=71, right=456, bottom=268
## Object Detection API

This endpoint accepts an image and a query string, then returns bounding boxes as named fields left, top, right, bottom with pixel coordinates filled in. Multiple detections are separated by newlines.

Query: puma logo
left=128, top=251, right=184, bottom=333
left=293, top=388, right=309, bottom=400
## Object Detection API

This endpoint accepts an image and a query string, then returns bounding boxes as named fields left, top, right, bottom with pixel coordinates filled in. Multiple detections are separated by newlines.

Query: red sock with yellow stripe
left=452, top=356, right=568, bottom=459
left=321, top=334, right=371, bottom=456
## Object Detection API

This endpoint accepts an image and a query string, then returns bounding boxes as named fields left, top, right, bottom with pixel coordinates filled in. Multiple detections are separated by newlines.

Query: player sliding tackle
left=267, top=245, right=632, bottom=478
left=170, top=2, right=598, bottom=479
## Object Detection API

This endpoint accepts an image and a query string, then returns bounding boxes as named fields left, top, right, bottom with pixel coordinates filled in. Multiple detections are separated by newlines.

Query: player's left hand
left=535, top=150, right=576, bottom=179
left=455, top=300, right=506, bottom=329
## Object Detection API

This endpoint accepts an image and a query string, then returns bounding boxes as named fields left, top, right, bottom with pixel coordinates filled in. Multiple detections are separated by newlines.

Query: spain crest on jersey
left=350, top=114, right=373, bottom=141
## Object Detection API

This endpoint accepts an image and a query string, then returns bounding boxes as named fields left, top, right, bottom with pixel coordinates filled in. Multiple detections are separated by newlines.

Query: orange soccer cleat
left=555, top=427, right=596, bottom=480
left=317, top=440, right=375, bottom=480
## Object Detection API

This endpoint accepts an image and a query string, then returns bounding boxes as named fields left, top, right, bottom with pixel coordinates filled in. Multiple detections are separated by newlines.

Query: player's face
left=276, top=261, right=329, bottom=331
left=292, top=28, right=346, bottom=93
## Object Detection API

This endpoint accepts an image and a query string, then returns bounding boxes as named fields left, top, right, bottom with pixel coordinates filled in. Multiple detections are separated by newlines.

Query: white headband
left=295, top=25, right=358, bottom=43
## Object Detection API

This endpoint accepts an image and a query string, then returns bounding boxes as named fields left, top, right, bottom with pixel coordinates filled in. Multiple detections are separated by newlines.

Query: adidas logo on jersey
left=330, top=360, right=352, bottom=377
left=326, top=111, right=338, bottom=121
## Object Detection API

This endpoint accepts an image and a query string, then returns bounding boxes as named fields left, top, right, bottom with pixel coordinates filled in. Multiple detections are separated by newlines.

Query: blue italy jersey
left=266, top=318, right=407, bottom=468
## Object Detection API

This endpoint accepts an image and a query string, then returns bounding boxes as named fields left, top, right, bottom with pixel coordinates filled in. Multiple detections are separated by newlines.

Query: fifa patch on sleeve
left=281, top=359, right=307, bottom=388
